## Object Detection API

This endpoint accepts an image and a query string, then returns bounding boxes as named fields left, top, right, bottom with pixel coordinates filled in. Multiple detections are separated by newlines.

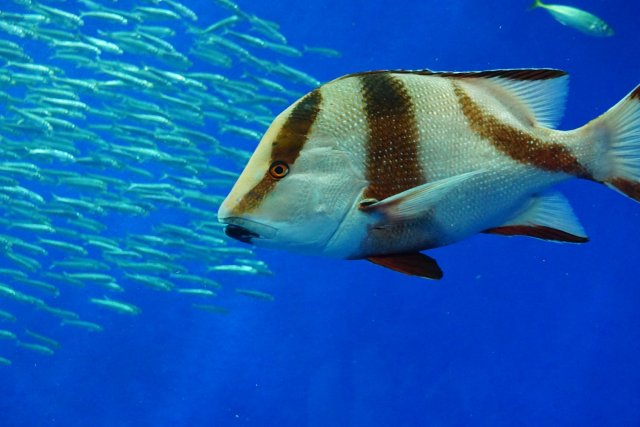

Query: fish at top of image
left=218, top=68, right=640, bottom=279
left=530, top=0, right=614, bottom=37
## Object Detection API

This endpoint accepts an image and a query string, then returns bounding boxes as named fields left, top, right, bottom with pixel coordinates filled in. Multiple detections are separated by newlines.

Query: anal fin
left=483, top=191, right=588, bottom=243
left=366, top=252, right=443, bottom=280
left=484, top=225, right=588, bottom=243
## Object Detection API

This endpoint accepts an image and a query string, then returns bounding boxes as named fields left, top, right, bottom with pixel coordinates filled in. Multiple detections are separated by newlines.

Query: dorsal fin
left=439, top=69, right=569, bottom=129
left=342, top=68, right=568, bottom=128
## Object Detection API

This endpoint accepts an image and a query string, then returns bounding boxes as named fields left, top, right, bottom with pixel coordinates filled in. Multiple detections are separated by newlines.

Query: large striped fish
left=218, top=69, right=640, bottom=279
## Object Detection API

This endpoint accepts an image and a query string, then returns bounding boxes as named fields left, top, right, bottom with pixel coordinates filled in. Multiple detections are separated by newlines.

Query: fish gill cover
left=0, top=0, right=338, bottom=362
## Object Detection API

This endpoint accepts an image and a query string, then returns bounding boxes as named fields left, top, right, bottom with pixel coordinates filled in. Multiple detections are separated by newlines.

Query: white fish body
left=532, top=0, right=614, bottom=37
left=219, top=69, right=640, bottom=279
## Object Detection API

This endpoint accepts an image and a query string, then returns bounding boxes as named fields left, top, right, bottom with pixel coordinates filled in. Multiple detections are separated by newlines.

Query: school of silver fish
left=0, top=0, right=339, bottom=365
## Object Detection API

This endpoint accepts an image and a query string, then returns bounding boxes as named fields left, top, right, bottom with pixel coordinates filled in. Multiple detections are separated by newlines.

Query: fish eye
left=269, top=161, right=289, bottom=179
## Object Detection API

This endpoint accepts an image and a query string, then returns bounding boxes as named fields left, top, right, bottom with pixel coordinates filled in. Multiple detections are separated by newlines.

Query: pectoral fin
left=366, top=252, right=443, bottom=280
left=360, top=170, right=484, bottom=223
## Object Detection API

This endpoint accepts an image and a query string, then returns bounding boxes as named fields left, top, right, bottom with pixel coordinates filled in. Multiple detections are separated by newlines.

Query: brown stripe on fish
left=271, top=89, right=323, bottom=164
left=358, top=73, right=426, bottom=202
left=230, top=177, right=277, bottom=215
left=453, top=82, right=590, bottom=177
left=631, top=85, right=640, bottom=100
left=230, top=89, right=323, bottom=215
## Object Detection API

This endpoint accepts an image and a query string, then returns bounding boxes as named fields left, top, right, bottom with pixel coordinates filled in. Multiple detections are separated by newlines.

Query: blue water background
left=2, top=0, right=640, bottom=426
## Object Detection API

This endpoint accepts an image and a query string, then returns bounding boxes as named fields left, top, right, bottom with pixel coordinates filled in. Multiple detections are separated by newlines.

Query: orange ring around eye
left=269, top=161, right=289, bottom=179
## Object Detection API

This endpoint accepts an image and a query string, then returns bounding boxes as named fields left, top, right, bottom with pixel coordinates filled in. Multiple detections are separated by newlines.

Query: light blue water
left=1, top=0, right=639, bottom=426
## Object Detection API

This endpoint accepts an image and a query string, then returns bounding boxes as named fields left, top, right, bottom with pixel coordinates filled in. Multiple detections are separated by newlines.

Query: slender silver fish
left=530, top=0, right=614, bottom=37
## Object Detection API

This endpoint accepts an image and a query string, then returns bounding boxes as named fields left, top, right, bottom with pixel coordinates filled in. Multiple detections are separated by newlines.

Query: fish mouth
left=220, top=217, right=278, bottom=243
left=224, top=224, right=259, bottom=243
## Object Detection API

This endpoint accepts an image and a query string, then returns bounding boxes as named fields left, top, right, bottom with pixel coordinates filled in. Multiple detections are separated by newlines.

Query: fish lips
left=220, top=217, right=278, bottom=243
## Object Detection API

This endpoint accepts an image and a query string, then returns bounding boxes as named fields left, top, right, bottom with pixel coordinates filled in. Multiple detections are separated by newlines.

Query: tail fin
left=588, top=85, right=640, bottom=201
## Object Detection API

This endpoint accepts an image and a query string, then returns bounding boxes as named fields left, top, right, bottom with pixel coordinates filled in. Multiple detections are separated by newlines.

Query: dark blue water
left=2, top=0, right=640, bottom=426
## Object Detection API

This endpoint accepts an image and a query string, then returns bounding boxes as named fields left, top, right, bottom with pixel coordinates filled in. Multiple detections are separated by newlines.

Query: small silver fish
left=219, top=68, right=640, bottom=279
left=17, top=341, right=55, bottom=356
left=89, top=298, right=141, bottom=315
left=531, top=0, right=614, bottom=37
left=60, top=319, right=104, bottom=332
